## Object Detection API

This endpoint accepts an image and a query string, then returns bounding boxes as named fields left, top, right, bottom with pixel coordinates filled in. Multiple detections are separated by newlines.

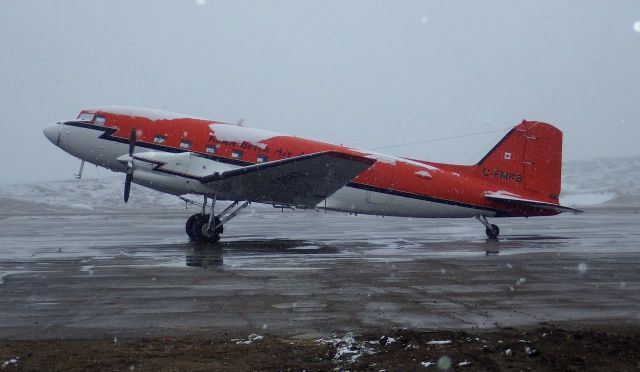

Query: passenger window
left=154, top=135, right=166, bottom=144
left=231, top=150, right=243, bottom=158
left=206, top=145, right=217, bottom=154
left=93, top=116, right=106, bottom=126
left=257, top=155, right=268, bottom=163
left=180, top=140, right=192, bottom=150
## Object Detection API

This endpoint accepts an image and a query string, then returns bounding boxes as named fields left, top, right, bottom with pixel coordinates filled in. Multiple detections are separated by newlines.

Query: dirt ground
left=2, top=323, right=639, bottom=371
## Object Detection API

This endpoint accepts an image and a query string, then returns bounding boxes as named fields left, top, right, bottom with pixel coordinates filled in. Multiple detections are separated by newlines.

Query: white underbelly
left=323, top=186, right=495, bottom=218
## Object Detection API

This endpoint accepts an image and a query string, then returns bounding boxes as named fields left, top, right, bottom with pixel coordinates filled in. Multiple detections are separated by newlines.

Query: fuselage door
left=365, top=190, right=386, bottom=205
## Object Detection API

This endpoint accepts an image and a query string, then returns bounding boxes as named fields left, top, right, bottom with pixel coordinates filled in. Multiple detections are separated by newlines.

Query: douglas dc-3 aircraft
left=43, top=106, right=581, bottom=243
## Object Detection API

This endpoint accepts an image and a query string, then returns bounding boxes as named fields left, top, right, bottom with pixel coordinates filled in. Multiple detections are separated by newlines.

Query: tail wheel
left=192, top=215, right=223, bottom=243
left=485, top=224, right=500, bottom=239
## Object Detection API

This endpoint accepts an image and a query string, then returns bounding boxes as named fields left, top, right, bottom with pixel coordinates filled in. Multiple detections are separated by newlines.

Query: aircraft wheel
left=185, top=213, right=202, bottom=240
left=192, top=215, right=223, bottom=243
left=485, top=224, right=500, bottom=239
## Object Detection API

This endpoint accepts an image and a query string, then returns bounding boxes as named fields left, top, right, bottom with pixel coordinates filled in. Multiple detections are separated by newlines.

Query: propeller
left=124, top=128, right=136, bottom=203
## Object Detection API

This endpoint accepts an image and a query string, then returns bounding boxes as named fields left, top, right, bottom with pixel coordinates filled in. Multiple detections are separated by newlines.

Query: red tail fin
left=477, top=120, right=562, bottom=201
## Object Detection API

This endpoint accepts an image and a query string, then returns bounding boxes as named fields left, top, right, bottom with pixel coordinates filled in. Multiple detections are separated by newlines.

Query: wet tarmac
left=1, top=206, right=639, bottom=339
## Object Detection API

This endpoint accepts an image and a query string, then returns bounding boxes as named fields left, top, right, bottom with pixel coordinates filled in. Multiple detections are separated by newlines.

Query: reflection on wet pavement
left=0, top=208, right=639, bottom=339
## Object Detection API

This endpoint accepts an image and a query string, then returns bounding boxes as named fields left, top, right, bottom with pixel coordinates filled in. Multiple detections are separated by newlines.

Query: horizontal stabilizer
left=485, top=191, right=583, bottom=214
left=201, top=151, right=375, bottom=208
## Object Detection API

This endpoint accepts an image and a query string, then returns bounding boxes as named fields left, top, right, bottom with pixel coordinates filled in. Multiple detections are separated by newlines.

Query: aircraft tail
left=477, top=120, right=562, bottom=202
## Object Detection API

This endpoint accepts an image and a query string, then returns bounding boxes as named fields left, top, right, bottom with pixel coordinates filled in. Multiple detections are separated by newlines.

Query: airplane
left=43, top=106, right=581, bottom=243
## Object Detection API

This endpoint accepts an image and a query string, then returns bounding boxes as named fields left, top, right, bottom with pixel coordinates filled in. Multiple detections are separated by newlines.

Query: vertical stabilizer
left=477, top=120, right=562, bottom=201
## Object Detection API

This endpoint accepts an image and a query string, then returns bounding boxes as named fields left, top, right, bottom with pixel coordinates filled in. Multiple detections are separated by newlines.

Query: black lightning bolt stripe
left=63, top=121, right=253, bottom=167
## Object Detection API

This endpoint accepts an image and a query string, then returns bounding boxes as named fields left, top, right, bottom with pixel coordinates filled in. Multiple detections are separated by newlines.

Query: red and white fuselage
left=43, top=106, right=576, bottom=221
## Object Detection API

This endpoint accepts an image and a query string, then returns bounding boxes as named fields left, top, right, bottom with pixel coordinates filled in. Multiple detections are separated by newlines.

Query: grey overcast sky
left=1, top=1, right=639, bottom=184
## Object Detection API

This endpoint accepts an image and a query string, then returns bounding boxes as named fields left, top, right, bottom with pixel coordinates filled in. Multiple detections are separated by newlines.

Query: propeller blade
left=128, top=128, right=137, bottom=156
left=124, top=171, right=133, bottom=203
left=124, top=128, right=136, bottom=203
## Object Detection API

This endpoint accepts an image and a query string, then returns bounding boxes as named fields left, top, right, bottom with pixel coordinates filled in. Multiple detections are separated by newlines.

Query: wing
left=485, top=191, right=583, bottom=214
left=201, top=151, right=375, bottom=207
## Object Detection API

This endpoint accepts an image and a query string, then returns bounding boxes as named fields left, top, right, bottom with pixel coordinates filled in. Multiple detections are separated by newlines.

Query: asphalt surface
left=1, top=205, right=639, bottom=340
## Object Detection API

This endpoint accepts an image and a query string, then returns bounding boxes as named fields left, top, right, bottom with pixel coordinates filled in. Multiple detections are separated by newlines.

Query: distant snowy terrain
left=561, top=156, right=640, bottom=206
left=0, top=175, right=188, bottom=213
left=1, top=156, right=638, bottom=213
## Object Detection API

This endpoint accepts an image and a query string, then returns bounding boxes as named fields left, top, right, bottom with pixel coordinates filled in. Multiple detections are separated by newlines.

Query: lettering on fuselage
left=208, top=136, right=295, bottom=158
left=482, top=168, right=523, bottom=183
left=240, top=141, right=269, bottom=152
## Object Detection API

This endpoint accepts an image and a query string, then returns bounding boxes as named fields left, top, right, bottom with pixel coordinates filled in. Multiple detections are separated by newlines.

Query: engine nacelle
left=128, top=151, right=236, bottom=195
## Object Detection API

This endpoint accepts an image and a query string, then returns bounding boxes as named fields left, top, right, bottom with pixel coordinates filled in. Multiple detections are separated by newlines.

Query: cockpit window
left=93, top=116, right=106, bottom=126
left=78, top=112, right=94, bottom=122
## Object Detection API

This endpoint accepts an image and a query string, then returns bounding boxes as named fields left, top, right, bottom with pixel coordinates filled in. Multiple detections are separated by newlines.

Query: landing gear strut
left=185, top=195, right=250, bottom=243
left=476, top=215, right=500, bottom=239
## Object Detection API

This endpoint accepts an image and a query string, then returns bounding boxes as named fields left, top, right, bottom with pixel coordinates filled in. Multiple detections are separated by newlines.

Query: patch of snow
left=363, top=153, right=396, bottom=165
left=400, top=158, right=441, bottom=171
left=316, top=333, right=377, bottom=364
left=420, top=361, right=434, bottom=367
left=562, top=156, right=640, bottom=204
left=405, top=342, right=420, bottom=350
left=458, top=361, right=471, bottom=366
left=0, top=176, right=210, bottom=212
left=348, top=148, right=441, bottom=171
left=560, top=193, right=616, bottom=206
left=2, top=357, right=19, bottom=368
left=505, top=348, right=512, bottom=356
left=415, top=170, right=432, bottom=179
left=380, top=335, right=396, bottom=345
left=86, top=106, right=206, bottom=121
left=485, top=190, right=518, bottom=198
left=427, top=340, right=451, bottom=345
left=232, top=334, right=264, bottom=344
left=486, top=191, right=554, bottom=205
left=209, top=123, right=281, bottom=150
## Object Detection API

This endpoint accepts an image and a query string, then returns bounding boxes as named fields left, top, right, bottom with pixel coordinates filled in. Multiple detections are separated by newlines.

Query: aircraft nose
left=43, top=122, right=62, bottom=146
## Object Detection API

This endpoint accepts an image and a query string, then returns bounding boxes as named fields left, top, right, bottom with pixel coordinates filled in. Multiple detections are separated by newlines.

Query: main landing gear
left=475, top=215, right=500, bottom=239
left=185, top=195, right=250, bottom=243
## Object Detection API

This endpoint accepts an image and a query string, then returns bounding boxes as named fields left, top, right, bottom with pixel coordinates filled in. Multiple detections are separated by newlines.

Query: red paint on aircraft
left=79, top=109, right=566, bottom=218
